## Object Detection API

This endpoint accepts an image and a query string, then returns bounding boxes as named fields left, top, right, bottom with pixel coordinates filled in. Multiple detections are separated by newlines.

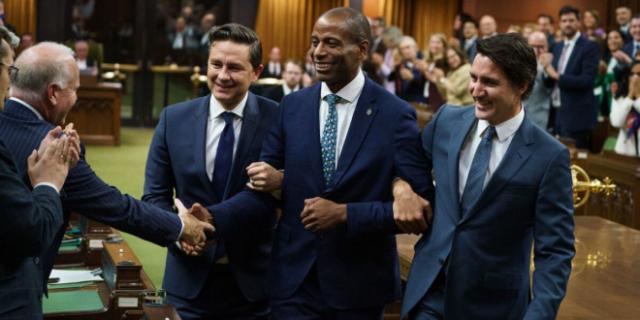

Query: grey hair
left=10, top=42, right=76, bottom=102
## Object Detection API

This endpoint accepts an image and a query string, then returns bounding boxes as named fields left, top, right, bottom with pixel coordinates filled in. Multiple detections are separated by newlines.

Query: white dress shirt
left=319, top=69, right=365, bottom=167
left=268, top=62, right=281, bottom=76
left=205, top=93, right=246, bottom=180
left=458, top=107, right=525, bottom=199
left=282, top=83, right=300, bottom=96
left=610, top=97, right=640, bottom=156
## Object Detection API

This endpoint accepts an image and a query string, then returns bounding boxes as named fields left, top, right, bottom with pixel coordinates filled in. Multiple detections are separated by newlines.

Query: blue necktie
left=211, top=112, right=234, bottom=261
left=321, top=94, right=339, bottom=187
left=635, top=44, right=640, bottom=60
left=212, top=112, right=235, bottom=200
left=461, top=126, right=496, bottom=216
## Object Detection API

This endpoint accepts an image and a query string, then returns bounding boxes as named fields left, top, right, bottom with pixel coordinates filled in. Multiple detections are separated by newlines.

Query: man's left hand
left=300, top=197, right=347, bottom=233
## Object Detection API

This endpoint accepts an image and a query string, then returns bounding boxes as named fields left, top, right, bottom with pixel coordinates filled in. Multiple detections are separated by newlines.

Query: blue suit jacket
left=0, top=99, right=182, bottom=292
left=142, top=93, right=279, bottom=301
left=401, top=106, right=575, bottom=319
left=209, top=78, right=433, bottom=308
left=551, top=36, right=600, bottom=132
left=0, top=141, right=63, bottom=319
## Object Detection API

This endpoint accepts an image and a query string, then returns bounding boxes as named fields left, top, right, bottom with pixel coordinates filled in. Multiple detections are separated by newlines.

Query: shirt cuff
left=33, top=182, right=60, bottom=194
left=177, top=214, right=185, bottom=241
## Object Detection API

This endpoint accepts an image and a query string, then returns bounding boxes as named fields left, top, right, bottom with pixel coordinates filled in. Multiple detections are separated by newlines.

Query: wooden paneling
left=67, top=82, right=122, bottom=145
left=4, top=0, right=37, bottom=36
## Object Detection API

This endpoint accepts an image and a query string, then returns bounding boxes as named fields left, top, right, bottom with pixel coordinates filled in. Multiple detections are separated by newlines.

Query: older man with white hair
left=524, top=31, right=553, bottom=130
left=0, top=41, right=214, bottom=307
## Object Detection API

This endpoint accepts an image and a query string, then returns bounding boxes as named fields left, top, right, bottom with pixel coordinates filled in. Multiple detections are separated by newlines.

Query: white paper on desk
left=49, top=269, right=103, bottom=284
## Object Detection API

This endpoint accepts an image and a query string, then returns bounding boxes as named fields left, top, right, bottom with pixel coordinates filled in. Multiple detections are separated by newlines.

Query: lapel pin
left=366, top=108, right=372, bottom=116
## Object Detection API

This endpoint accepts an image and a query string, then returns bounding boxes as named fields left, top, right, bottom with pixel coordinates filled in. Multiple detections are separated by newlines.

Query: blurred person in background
left=610, top=61, right=640, bottom=156
left=524, top=31, right=553, bottom=130
left=417, top=33, right=448, bottom=110
left=440, top=47, right=473, bottom=106
left=390, top=35, right=426, bottom=103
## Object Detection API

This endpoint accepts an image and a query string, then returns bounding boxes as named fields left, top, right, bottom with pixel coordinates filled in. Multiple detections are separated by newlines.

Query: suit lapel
left=193, top=96, right=217, bottom=199
left=459, top=116, right=534, bottom=225
left=447, top=109, right=476, bottom=221
left=563, top=37, right=583, bottom=72
left=225, top=93, right=260, bottom=198
left=328, top=79, right=377, bottom=191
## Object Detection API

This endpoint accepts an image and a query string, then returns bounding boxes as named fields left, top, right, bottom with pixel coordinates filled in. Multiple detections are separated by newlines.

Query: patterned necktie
left=461, top=126, right=496, bottom=216
left=321, top=94, right=340, bottom=187
left=212, top=112, right=235, bottom=200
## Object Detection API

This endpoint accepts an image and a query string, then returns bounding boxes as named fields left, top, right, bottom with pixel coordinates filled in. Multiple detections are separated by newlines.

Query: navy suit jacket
left=142, top=93, right=279, bottom=301
left=0, top=141, right=63, bottom=319
left=551, top=36, right=600, bottom=132
left=0, top=99, right=182, bottom=292
left=208, top=78, right=433, bottom=308
left=401, top=106, right=575, bottom=319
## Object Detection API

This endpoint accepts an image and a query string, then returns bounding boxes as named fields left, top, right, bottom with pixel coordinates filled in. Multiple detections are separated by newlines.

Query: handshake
left=174, top=198, right=216, bottom=256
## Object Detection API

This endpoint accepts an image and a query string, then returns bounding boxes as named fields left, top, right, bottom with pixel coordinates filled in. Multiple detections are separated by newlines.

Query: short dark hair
left=476, top=33, right=537, bottom=99
left=464, top=19, right=479, bottom=29
left=373, top=16, right=385, bottom=28
left=537, top=13, right=554, bottom=24
left=559, top=5, right=580, bottom=20
left=208, top=23, right=262, bottom=69
left=321, top=7, right=372, bottom=46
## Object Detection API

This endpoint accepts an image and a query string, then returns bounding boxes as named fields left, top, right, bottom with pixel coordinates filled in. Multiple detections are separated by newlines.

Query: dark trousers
left=558, top=128, right=592, bottom=150
left=167, top=264, right=269, bottom=320
left=410, top=270, right=446, bottom=320
left=271, top=266, right=384, bottom=320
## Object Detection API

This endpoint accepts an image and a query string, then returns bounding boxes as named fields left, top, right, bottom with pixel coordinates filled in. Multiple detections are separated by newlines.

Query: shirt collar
left=9, top=97, right=44, bottom=120
left=282, top=83, right=299, bottom=96
left=476, top=106, right=524, bottom=142
left=209, top=93, right=247, bottom=120
left=565, top=31, right=581, bottom=46
left=320, top=68, right=365, bottom=104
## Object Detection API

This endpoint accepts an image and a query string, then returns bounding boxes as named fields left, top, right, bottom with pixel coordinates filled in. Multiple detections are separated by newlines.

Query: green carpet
left=84, top=127, right=167, bottom=288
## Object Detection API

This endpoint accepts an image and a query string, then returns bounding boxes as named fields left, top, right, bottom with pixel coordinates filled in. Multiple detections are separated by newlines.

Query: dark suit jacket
left=622, top=41, right=638, bottom=61
left=552, top=36, right=600, bottom=132
left=260, top=63, right=282, bottom=79
left=263, top=85, right=285, bottom=103
left=401, top=106, right=575, bottom=319
left=389, top=61, right=427, bottom=103
left=0, top=99, right=182, bottom=293
left=208, top=78, right=433, bottom=308
left=143, top=93, right=279, bottom=301
left=0, top=141, right=63, bottom=319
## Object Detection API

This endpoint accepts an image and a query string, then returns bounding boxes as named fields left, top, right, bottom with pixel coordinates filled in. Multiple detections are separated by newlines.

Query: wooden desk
left=395, top=216, right=640, bottom=319
left=67, top=82, right=122, bottom=145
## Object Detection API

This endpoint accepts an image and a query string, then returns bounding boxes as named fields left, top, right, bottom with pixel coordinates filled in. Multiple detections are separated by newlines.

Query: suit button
left=33, top=257, right=39, bottom=265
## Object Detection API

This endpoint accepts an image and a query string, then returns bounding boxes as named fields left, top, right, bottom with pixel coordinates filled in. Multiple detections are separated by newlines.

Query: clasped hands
left=174, top=198, right=215, bottom=256
left=28, top=124, right=82, bottom=191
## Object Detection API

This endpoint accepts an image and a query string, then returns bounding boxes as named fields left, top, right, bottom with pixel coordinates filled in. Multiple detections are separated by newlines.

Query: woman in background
left=610, top=62, right=640, bottom=157
left=439, top=47, right=473, bottom=106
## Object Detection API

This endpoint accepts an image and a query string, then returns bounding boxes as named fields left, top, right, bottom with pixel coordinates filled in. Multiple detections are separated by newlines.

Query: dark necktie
left=212, top=112, right=235, bottom=200
left=461, top=126, right=496, bottom=216
left=321, top=94, right=339, bottom=187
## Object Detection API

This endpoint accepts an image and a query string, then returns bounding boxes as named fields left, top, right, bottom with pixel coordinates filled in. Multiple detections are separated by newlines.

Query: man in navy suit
left=402, top=33, right=575, bottom=320
left=207, top=8, right=433, bottom=319
left=0, top=42, right=213, bottom=299
left=544, top=5, right=600, bottom=149
left=0, top=128, right=72, bottom=319
left=143, top=23, right=278, bottom=319
left=621, top=14, right=640, bottom=63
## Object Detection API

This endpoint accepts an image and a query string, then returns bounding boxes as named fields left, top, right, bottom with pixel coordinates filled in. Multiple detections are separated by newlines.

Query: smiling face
left=309, top=15, right=367, bottom=92
left=607, top=30, right=624, bottom=52
left=207, top=40, right=262, bottom=109
left=469, top=54, right=524, bottom=125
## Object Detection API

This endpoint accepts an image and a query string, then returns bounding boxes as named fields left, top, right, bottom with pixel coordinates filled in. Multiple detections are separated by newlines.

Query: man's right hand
left=28, top=128, right=71, bottom=191
left=175, top=199, right=215, bottom=255
left=246, top=161, right=283, bottom=192
left=392, top=179, right=432, bottom=234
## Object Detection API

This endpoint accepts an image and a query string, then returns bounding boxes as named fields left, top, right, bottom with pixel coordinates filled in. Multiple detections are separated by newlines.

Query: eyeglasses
left=0, top=62, right=18, bottom=77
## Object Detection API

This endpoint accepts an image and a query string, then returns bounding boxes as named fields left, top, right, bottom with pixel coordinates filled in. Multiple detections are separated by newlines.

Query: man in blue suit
left=620, top=14, right=640, bottom=65
left=402, top=33, right=575, bottom=320
left=0, top=42, right=213, bottom=300
left=544, top=5, right=600, bottom=149
left=1, top=128, right=72, bottom=319
left=143, top=23, right=278, bottom=319
left=207, top=8, right=433, bottom=319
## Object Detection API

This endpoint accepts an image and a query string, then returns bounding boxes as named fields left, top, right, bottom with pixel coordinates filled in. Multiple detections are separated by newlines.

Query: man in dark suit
left=143, top=23, right=278, bottom=319
left=0, top=42, right=213, bottom=300
left=622, top=14, right=640, bottom=62
left=263, top=59, right=303, bottom=103
left=259, top=46, right=283, bottom=79
left=0, top=128, right=73, bottom=319
left=402, top=33, right=575, bottom=320
left=617, top=6, right=634, bottom=44
left=544, top=5, right=600, bottom=149
left=206, top=8, right=433, bottom=319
